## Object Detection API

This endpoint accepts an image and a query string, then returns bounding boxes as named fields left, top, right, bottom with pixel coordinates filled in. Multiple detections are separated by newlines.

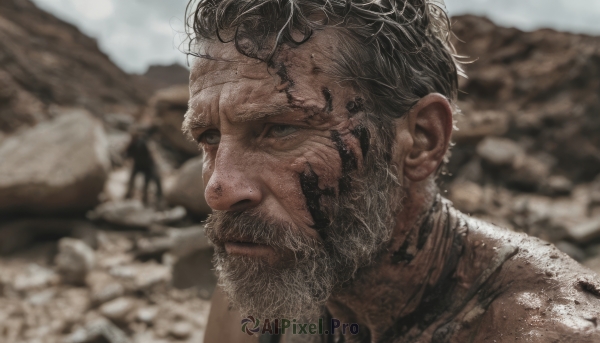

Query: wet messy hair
left=185, top=0, right=461, bottom=119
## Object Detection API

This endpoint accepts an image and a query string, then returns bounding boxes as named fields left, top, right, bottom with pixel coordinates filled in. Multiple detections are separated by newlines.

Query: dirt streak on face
left=186, top=31, right=402, bottom=319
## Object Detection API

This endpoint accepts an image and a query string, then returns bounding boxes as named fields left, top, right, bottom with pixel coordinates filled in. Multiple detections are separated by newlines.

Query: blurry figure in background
left=124, top=128, right=162, bottom=205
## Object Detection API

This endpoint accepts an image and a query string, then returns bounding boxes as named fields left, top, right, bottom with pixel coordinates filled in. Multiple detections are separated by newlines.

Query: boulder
left=65, top=317, right=132, bottom=343
left=147, top=85, right=199, bottom=156
left=169, top=321, right=193, bottom=340
left=566, top=215, right=600, bottom=244
left=448, top=181, right=484, bottom=214
left=0, top=110, right=111, bottom=214
left=55, top=238, right=96, bottom=285
left=476, top=136, right=524, bottom=167
left=86, top=271, right=125, bottom=305
left=88, top=200, right=186, bottom=229
left=135, top=226, right=210, bottom=261
left=136, top=306, right=159, bottom=325
left=0, top=219, right=97, bottom=256
left=133, top=263, right=171, bottom=291
left=12, top=264, right=59, bottom=292
left=108, top=262, right=171, bottom=292
left=509, top=154, right=551, bottom=190
left=99, top=297, right=136, bottom=323
left=164, top=156, right=211, bottom=217
left=541, top=175, right=573, bottom=196
left=453, top=110, right=509, bottom=143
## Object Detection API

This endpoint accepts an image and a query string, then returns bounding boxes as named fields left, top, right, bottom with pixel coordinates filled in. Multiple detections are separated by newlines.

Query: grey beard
left=204, top=136, right=403, bottom=320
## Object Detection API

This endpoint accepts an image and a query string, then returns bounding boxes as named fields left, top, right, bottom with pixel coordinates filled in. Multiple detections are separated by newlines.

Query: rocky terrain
left=0, top=2, right=600, bottom=342
left=446, top=15, right=600, bottom=271
left=133, top=64, right=190, bottom=96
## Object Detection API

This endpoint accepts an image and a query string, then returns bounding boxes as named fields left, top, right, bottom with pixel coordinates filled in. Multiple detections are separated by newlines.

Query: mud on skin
left=186, top=30, right=600, bottom=343
left=328, top=196, right=600, bottom=343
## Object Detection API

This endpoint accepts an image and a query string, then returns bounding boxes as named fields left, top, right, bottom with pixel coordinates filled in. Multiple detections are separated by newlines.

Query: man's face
left=185, top=31, right=402, bottom=319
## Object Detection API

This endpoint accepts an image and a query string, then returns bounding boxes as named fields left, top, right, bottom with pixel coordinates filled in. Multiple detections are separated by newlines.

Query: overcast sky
left=30, top=0, right=600, bottom=74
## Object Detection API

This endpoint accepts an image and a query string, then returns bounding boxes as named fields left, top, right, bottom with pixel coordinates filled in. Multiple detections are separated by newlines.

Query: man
left=183, top=0, right=600, bottom=342
left=124, top=128, right=163, bottom=205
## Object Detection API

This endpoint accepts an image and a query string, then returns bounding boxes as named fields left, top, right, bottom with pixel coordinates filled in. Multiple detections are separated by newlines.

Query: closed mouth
left=224, top=240, right=276, bottom=259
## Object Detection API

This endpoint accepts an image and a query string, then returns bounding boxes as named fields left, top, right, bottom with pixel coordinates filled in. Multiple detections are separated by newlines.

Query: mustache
left=204, top=209, right=323, bottom=254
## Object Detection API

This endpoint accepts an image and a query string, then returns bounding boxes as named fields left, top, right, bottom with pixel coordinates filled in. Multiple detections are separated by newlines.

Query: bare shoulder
left=464, top=215, right=600, bottom=342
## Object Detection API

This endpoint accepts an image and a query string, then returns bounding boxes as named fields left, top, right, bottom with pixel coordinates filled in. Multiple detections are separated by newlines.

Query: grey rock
left=147, top=85, right=199, bottom=156
left=448, top=181, right=484, bottom=214
left=164, top=156, right=211, bottom=217
left=106, top=131, right=132, bottom=167
left=169, top=321, right=193, bottom=340
left=509, top=154, right=551, bottom=189
left=26, top=288, right=56, bottom=305
left=88, top=200, right=186, bottom=228
left=169, top=226, right=211, bottom=258
left=87, top=271, right=125, bottom=305
left=0, top=110, right=111, bottom=214
left=135, top=225, right=209, bottom=262
left=476, top=137, right=524, bottom=166
left=93, top=282, right=126, bottom=305
left=99, top=297, right=136, bottom=322
left=454, top=158, right=483, bottom=184
left=134, top=263, right=171, bottom=290
left=0, top=219, right=97, bottom=256
left=453, top=110, right=509, bottom=143
left=65, top=317, right=132, bottom=343
left=136, top=306, right=159, bottom=324
left=12, top=264, right=59, bottom=292
left=566, top=215, right=600, bottom=244
left=55, top=238, right=95, bottom=285
left=542, top=175, right=573, bottom=196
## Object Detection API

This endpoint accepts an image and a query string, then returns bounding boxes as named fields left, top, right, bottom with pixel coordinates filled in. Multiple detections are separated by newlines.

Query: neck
left=326, top=179, right=473, bottom=342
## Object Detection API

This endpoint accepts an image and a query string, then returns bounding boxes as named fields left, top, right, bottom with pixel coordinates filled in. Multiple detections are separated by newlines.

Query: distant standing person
left=125, top=129, right=162, bottom=205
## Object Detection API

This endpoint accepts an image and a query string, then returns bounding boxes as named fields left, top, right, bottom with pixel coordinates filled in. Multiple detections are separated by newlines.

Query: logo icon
left=241, top=316, right=261, bottom=335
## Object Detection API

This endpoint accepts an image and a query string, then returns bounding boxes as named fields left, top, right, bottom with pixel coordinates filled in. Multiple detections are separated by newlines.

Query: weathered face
left=184, top=30, right=402, bottom=319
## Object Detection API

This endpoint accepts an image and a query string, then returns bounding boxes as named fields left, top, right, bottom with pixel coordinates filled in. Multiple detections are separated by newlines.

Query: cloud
left=70, top=0, right=114, bottom=20
left=29, top=0, right=600, bottom=74
left=446, top=0, right=600, bottom=34
left=31, top=0, right=190, bottom=73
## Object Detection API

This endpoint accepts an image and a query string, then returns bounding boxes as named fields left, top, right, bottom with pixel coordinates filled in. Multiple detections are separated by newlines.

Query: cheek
left=290, top=144, right=343, bottom=191
left=255, top=144, right=341, bottom=227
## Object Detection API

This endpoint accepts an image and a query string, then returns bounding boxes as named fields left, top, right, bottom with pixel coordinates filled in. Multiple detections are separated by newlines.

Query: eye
left=199, top=130, right=221, bottom=145
left=267, top=124, right=298, bottom=138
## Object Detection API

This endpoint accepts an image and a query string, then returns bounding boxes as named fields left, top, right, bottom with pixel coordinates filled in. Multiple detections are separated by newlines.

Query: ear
left=402, top=93, right=453, bottom=182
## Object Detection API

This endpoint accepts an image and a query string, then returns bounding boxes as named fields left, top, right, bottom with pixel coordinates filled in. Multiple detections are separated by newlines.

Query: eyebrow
left=184, top=103, right=302, bottom=131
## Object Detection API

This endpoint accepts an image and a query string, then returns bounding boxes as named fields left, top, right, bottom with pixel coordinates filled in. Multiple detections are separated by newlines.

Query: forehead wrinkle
left=190, top=59, right=271, bottom=96
left=190, top=71, right=240, bottom=97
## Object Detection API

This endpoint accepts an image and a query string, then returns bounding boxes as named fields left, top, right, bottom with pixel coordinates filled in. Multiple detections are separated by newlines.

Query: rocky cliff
left=0, top=0, right=147, bottom=133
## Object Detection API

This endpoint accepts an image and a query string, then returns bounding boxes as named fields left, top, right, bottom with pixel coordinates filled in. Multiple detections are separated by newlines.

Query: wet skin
left=189, top=31, right=600, bottom=343
left=186, top=32, right=366, bottom=263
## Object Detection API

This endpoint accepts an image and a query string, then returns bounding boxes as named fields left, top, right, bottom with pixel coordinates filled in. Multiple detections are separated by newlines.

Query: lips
left=224, top=240, right=276, bottom=260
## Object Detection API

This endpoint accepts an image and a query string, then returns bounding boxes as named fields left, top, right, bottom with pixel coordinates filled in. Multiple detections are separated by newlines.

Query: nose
left=204, top=146, right=262, bottom=212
